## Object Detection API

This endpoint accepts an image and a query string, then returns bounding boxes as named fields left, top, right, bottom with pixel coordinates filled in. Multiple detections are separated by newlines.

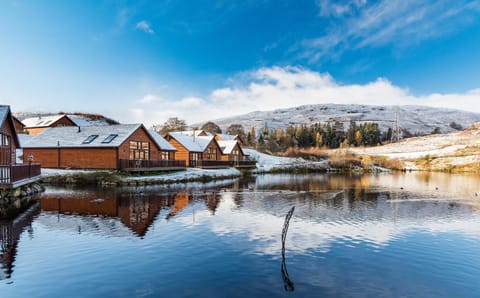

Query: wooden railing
left=119, top=159, right=186, bottom=170
left=0, top=164, right=41, bottom=186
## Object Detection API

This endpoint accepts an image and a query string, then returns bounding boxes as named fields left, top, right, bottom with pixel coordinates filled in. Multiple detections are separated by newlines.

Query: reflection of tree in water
left=0, top=203, right=40, bottom=280
left=281, top=206, right=295, bottom=292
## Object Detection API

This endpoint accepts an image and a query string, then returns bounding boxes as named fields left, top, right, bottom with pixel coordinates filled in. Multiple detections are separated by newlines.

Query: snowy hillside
left=14, top=112, right=119, bottom=126
left=203, top=104, right=480, bottom=136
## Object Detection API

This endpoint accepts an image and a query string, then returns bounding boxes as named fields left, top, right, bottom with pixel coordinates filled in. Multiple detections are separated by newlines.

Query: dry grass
left=283, top=147, right=329, bottom=160
left=371, top=156, right=405, bottom=170
left=328, top=150, right=361, bottom=169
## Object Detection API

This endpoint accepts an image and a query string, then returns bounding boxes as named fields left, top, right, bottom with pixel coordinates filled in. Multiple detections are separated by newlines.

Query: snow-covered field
left=244, top=149, right=328, bottom=172
left=345, top=123, right=480, bottom=170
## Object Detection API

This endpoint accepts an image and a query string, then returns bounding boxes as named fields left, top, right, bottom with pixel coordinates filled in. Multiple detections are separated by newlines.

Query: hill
left=345, top=122, right=480, bottom=172
left=13, top=111, right=119, bottom=126
left=200, top=104, right=480, bottom=136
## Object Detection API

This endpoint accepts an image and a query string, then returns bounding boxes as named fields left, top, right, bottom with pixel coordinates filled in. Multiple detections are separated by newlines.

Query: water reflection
left=1, top=172, right=479, bottom=297
left=0, top=203, right=39, bottom=280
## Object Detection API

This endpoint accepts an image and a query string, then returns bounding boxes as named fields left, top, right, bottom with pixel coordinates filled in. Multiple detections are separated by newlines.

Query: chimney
left=78, top=126, right=81, bottom=133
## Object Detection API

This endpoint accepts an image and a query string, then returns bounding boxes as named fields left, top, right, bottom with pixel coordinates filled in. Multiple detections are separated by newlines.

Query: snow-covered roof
left=147, top=130, right=176, bottom=151
left=22, top=114, right=70, bottom=128
left=168, top=132, right=215, bottom=152
left=18, top=134, right=34, bottom=147
left=217, top=140, right=238, bottom=154
left=172, top=130, right=209, bottom=137
left=22, top=124, right=174, bottom=150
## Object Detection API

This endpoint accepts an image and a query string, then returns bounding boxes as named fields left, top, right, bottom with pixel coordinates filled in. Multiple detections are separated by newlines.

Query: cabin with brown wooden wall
left=23, top=115, right=77, bottom=135
left=22, top=124, right=178, bottom=170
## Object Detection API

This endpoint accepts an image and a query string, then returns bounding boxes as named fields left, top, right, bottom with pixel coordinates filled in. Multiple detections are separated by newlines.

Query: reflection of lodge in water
left=40, top=189, right=224, bottom=237
left=0, top=203, right=40, bottom=280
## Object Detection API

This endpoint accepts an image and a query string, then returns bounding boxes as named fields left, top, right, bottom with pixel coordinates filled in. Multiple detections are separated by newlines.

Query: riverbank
left=333, top=122, right=480, bottom=173
left=41, top=167, right=243, bottom=186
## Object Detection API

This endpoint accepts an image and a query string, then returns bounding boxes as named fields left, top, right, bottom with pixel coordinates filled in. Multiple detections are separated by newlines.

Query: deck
left=0, top=164, right=42, bottom=188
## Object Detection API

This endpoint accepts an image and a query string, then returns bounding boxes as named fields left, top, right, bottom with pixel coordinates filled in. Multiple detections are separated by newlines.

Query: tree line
left=153, top=117, right=388, bottom=154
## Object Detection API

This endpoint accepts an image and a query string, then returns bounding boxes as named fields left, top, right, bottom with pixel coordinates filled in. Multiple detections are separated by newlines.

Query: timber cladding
left=1, top=116, right=17, bottom=164
left=118, top=127, right=162, bottom=160
left=166, top=137, right=190, bottom=166
left=23, top=147, right=118, bottom=169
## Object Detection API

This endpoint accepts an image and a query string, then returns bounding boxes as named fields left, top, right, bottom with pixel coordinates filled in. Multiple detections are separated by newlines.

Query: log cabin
left=164, top=131, right=230, bottom=168
left=21, top=124, right=183, bottom=171
left=0, top=105, right=41, bottom=188
left=21, top=114, right=77, bottom=135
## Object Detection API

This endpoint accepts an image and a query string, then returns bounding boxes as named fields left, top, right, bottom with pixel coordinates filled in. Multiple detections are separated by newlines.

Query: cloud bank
left=128, top=66, right=480, bottom=127
left=303, top=0, right=480, bottom=61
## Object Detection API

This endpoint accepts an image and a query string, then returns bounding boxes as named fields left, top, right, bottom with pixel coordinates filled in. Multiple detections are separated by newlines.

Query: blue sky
left=1, top=0, right=480, bottom=126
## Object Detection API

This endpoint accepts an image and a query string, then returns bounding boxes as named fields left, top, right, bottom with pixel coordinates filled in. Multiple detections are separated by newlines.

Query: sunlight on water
left=1, top=172, right=480, bottom=297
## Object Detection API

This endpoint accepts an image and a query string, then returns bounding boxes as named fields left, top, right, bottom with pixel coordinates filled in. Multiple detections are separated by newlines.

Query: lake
left=1, top=172, right=480, bottom=297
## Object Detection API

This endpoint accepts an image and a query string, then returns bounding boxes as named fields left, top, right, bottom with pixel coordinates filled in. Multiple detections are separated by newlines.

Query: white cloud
left=124, top=66, right=480, bottom=127
left=135, top=20, right=155, bottom=34
left=304, top=0, right=480, bottom=62
left=138, top=94, right=159, bottom=104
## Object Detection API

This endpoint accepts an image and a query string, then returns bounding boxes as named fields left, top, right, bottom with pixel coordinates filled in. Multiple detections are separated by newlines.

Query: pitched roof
left=167, top=131, right=215, bottom=152
left=0, top=105, right=20, bottom=147
left=22, top=114, right=72, bottom=128
left=22, top=124, right=174, bottom=151
left=217, top=140, right=238, bottom=154
left=0, top=106, right=9, bottom=125
left=146, top=130, right=176, bottom=151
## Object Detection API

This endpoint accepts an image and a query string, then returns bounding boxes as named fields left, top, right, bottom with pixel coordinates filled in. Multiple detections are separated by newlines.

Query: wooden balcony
left=119, top=159, right=186, bottom=172
left=0, top=164, right=41, bottom=188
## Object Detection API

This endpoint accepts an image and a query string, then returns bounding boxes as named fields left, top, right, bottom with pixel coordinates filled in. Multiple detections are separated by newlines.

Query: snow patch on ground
left=245, top=149, right=328, bottom=172
left=123, top=167, right=241, bottom=182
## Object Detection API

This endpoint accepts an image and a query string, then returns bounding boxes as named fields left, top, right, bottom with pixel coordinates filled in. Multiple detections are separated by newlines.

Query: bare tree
left=201, top=121, right=222, bottom=134
left=226, top=124, right=246, bottom=141
left=155, top=117, right=188, bottom=135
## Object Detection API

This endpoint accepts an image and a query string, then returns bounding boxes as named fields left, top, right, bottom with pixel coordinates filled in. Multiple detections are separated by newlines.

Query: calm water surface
left=1, top=172, right=480, bottom=297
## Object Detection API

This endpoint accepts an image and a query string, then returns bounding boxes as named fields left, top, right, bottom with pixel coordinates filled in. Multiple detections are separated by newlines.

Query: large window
left=129, top=141, right=150, bottom=160
left=0, top=133, right=10, bottom=165
left=161, top=151, right=170, bottom=160
left=206, top=147, right=216, bottom=160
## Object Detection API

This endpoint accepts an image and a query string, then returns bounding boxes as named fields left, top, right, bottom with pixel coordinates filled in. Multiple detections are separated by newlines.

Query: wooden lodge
left=21, top=114, right=78, bottom=135
left=0, top=106, right=41, bottom=188
left=165, top=130, right=256, bottom=168
left=21, top=124, right=184, bottom=171
left=165, top=131, right=230, bottom=168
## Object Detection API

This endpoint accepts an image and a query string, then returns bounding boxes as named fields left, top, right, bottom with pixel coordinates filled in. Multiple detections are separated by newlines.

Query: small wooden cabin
left=217, top=140, right=247, bottom=162
left=22, top=124, right=182, bottom=171
left=164, top=131, right=228, bottom=168
left=214, top=133, right=243, bottom=145
left=0, top=105, right=41, bottom=188
left=22, top=114, right=77, bottom=135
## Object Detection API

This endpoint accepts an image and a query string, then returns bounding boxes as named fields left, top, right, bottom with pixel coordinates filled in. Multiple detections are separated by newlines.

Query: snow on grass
left=244, top=149, right=328, bottom=172
left=41, top=168, right=113, bottom=176
left=123, top=167, right=241, bottom=182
